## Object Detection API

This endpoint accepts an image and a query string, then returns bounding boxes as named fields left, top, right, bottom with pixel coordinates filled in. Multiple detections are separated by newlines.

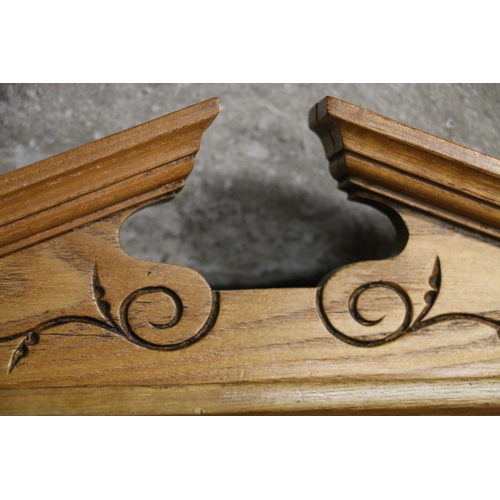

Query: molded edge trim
left=2, top=379, right=500, bottom=415
left=0, top=98, right=219, bottom=254
left=309, top=96, right=500, bottom=240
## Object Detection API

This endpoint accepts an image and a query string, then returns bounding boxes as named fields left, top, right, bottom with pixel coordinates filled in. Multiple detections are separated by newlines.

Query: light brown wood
left=0, top=97, right=219, bottom=257
left=310, top=96, right=500, bottom=239
left=5, top=379, right=500, bottom=415
left=2, top=96, right=500, bottom=415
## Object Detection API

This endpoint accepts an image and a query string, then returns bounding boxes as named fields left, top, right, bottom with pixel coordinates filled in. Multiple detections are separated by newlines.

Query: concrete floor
left=1, top=83, right=499, bottom=288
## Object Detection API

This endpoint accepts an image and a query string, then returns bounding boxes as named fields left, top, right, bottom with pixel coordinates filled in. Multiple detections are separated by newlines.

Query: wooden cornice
left=309, top=96, right=500, bottom=240
left=2, top=96, right=500, bottom=415
left=0, top=97, right=219, bottom=257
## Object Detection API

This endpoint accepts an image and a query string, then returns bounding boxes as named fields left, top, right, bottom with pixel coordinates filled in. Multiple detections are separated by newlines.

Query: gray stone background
left=1, top=83, right=499, bottom=288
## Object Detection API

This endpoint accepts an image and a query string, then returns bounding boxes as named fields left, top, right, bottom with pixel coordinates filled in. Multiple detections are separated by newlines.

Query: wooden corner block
left=2, top=96, right=500, bottom=415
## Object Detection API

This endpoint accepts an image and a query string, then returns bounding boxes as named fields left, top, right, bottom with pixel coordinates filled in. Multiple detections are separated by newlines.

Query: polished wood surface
left=310, top=96, right=500, bottom=239
left=1, top=96, right=500, bottom=415
left=0, top=98, right=219, bottom=257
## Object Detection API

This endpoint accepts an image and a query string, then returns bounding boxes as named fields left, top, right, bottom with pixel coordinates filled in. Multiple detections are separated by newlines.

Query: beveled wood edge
left=0, top=98, right=219, bottom=197
left=0, top=98, right=219, bottom=256
left=0, top=180, right=185, bottom=259
left=2, top=379, right=500, bottom=415
left=311, top=96, right=500, bottom=174
left=309, top=96, right=500, bottom=241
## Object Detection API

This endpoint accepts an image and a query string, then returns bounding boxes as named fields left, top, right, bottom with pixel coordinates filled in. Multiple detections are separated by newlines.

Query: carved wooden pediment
left=1, top=96, right=500, bottom=415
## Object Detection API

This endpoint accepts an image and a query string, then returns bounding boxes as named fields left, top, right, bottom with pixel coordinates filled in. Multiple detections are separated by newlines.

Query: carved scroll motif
left=317, top=257, right=500, bottom=347
left=0, top=266, right=219, bottom=373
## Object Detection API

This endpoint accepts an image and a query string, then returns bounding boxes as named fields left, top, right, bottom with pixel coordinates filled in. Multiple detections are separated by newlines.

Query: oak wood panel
left=1, top=208, right=500, bottom=393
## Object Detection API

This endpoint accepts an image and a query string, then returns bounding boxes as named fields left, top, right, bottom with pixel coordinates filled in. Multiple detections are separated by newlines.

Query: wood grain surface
left=2, top=96, right=500, bottom=415
left=0, top=97, right=219, bottom=257
left=310, top=96, right=500, bottom=240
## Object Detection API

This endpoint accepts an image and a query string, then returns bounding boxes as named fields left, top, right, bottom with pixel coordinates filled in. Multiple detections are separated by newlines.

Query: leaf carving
left=413, top=257, right=441, bottom=325
left=8, top=331, right=39, bottom=373
left=1, top=264, right=216, bottom=373
left=428, top=257, right=441, bottom=291
left=319, top=254, right=500, bottom=347
left=93, top=266, right=115, bottom=326
left=424, top=290, right=437, bottom=306
left=8, top=341, right=28, bottom=373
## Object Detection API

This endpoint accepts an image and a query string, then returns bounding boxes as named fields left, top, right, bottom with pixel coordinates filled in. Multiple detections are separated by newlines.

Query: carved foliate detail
left=317, top=257, right=500, bottom=347
left=1, top=266, right=219, bottom=373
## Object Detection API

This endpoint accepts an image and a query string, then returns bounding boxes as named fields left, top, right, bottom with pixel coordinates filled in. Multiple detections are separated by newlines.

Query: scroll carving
left=3, top=95, right=500, bottom=414
left=1, top=266, right=219, bottom=373
left=317, top=256, right=500, bottom=347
